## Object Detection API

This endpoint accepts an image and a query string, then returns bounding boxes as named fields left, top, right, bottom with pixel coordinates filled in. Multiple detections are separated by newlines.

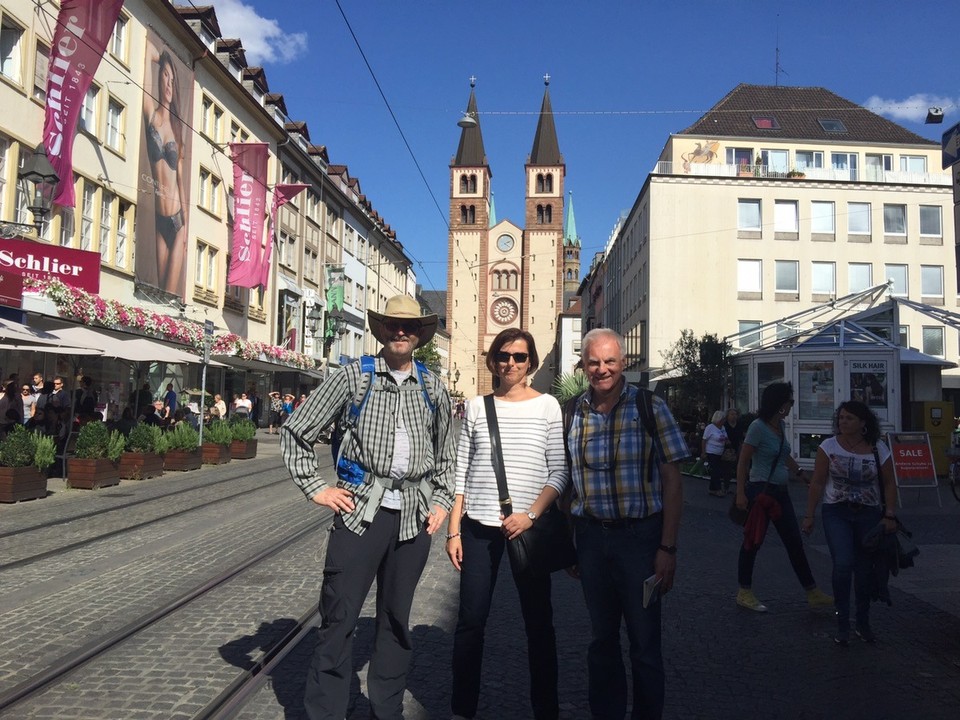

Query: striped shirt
left=567, top=383, right=690, bottom=520
left=280, top=355, right=456, bottom=541
left=455, top=393, right=568, bottom=527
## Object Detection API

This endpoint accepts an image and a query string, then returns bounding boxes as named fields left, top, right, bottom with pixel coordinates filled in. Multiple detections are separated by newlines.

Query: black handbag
left=484, top=395, right=577, bottom=577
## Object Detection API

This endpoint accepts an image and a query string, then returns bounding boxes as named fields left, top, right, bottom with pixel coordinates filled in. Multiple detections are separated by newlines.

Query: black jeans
left=738, top=482, right=816, bottom=590
left=706, top=453, right=723, bottom=492
left=303, top=508, right=431, bottom=720
left=451, top=516, right=559, bottom=720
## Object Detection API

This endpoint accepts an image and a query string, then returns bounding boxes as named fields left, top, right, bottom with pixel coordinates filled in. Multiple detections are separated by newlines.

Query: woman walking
left=446, top=328, right=568, bottom=720
left=734, top=382, right=832, bottom=612
left=701, top=410, right=729, bottom=497
left=802, top=401, right=897, bottom=644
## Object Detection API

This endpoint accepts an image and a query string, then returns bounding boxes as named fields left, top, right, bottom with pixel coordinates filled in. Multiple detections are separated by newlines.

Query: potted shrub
left=201, top=419, right=233, bottom=465
left=229, top=417, right=258, bottom=459
left=0, top=426, right=54, bottom=502
left=68, top=421, right=125, bottom=489
left=163, top=422, right=201, bottom=471
left=119, top=422, right=166, bottom=480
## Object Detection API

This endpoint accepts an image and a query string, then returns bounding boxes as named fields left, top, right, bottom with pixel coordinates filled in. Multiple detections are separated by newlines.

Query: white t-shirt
left=702, top=423, right=728, bottom=455
left=819, top=436, right=891, bottom=507
left=455, top=393, right=568, bottom=527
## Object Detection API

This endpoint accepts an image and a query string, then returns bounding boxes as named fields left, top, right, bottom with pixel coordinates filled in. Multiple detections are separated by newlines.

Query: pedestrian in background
left=564, top=328, right=688, bottom=720
left=281, top=294, right=455, bottom=720
left=734, top=382, right=833, bottom=613
left=701, top=410, right=729, bottom=497
left=446, top=328, right=567, bottom=720
left=802, top=400, right=897, bottom=645
left=267, top=391, right=282, bottom=434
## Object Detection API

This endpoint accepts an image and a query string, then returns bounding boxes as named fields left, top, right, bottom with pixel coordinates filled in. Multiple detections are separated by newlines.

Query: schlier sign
left=0, top=237, right=101, bottom=304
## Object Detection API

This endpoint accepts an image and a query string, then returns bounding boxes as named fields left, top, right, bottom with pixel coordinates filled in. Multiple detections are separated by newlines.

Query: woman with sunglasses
left=446, top=328, right=568, bottom=720
left=20, top=384, right=38, bottom=423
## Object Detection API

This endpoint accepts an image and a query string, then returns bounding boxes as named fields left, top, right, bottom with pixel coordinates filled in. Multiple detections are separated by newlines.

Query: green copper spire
left=489, top=190, right=497, bottom=227
left=564, top=191, right=580, bottom=247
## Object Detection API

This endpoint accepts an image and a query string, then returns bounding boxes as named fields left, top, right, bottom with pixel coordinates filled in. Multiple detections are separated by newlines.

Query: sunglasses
left=495, top=351, right=529, bottom=364
left=21, top=388, right=30, bottom=392
left=383, top=320, right=422, bottom=335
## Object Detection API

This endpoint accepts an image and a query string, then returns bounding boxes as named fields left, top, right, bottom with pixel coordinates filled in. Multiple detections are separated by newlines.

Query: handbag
left=484, top=395, right=577, bottom=577
left=728, top=426, right=784, bottom=526
left=721, top=448, right=737, bottom=463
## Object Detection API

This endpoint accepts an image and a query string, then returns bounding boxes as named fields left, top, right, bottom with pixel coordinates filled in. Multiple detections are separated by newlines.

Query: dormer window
left=752, top=116, right=780, bottom=130
left=818, top=118, right=847, bottom=133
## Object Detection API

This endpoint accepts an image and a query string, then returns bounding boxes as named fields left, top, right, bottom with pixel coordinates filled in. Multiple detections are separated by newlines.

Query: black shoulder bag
left=484, top=394, right=577, bottom=578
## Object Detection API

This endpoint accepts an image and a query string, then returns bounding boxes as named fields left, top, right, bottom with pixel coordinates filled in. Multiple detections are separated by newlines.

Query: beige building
left=587, top=84, right=955, bottom=389
left=447, top=79, right=579, bottom=395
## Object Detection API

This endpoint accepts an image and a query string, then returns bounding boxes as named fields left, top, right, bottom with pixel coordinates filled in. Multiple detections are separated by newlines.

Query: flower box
left=201, top=443, right=232, bottom=465
left=67, top=458, right=120, bottom=490
left=230, top=439, right=258, bottom=460
left=118, top=451, right=165, bottom=480
left=0, top=466, right=47, bottom=503
left=164, top=449, right=202, bottom=472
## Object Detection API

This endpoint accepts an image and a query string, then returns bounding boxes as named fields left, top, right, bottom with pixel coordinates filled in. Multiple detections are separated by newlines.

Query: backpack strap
left=562, top=394, right=581, bottom=469
left=635, top=388, right=659, bottom=483
left=343, top=355, right=376, bottom=432
left=413, top=359, right=437, bottom=415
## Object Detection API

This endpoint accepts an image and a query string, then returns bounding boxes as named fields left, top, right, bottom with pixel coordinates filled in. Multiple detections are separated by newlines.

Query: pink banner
left=259, top=183, right=309, bottom=289
left=227, top=143, right=270, bottom=288
left=43, top=0, right=125, bottom=208
left=0, top=236, right=102, bottom=294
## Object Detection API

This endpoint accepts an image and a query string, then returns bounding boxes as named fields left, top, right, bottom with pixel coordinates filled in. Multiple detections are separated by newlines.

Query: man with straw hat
left=281, top=293, right=455, bottom=720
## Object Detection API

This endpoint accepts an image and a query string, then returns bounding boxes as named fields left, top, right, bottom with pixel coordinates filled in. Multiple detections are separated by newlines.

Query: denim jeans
left=737, top=483, right=816, bottom=590
left=706, top=453, right=723, bottom=492
left=575, top=514, right=664, bottom=720
left=451, top=516, right=559, bottom=720
left=821, top=502, right=882, bottom=629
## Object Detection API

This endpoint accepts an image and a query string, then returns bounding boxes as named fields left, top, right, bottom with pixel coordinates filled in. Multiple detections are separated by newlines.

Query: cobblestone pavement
left=3, top=432, right=959, bottom=719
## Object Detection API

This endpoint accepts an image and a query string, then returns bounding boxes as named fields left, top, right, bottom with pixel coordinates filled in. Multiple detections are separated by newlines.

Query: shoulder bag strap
left=483, top=394, right=513, bottom=516
left=762, top=425, right=785, bottom=493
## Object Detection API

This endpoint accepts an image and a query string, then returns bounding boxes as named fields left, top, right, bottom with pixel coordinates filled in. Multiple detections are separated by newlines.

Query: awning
left=277, top=273, right=302, bottom=295
left=212, top=353, right=317, bottom=376
left=0, top=342, right=102, bottom=355
left=31, top=324, right=227, bottom=366
left=0, top=317, right=70, bottom=346
left=899, top=346, right=956, bottom=368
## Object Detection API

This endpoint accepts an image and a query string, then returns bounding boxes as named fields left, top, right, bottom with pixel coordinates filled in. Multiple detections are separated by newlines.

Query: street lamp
left=453, top=368, right=460, bottom=393
left=307, top=304, right=324, bottom=334
left=20, top=144, right=59, bottom=234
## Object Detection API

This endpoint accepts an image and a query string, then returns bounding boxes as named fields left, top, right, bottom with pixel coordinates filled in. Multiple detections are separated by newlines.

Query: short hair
left=711, top=410, right=726, bottom=424
left=834, top=400, right=882, bottom=445
left=485, top=328, right=540, bottom=375
left=758, top=382, right=794, bottom=421
left=581, top=328, right=626, bottom=360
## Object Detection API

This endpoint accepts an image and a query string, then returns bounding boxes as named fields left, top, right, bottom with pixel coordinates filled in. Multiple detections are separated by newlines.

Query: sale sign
left=887, top=432, right=938, bottom=489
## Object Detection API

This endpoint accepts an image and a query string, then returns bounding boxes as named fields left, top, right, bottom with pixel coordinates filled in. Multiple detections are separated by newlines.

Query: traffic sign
left=942, top=121, right=960, bottom=169
left=204, top=319, right=214, bottom=336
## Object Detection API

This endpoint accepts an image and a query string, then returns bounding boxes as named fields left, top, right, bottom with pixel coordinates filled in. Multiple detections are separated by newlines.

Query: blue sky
left=209, top=0, right=959, bottom=296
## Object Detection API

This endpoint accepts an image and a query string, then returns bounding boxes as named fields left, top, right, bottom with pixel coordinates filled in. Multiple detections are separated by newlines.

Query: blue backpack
left=331, top=355, right=437, bottom=484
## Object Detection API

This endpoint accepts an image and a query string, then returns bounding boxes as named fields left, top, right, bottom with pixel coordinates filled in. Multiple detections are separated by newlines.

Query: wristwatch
left=658, top=544, right=677, bottom=555
left=527, top=511, right=538, bottom=521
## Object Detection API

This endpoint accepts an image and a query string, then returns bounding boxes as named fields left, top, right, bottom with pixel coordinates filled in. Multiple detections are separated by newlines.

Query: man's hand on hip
left=311, top=486, right=356, bottom=514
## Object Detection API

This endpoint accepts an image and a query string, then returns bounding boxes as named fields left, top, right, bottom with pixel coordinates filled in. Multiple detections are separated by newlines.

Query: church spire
left=454, top=78, right=487, bottom=167
left=529, top=74, right=561, bottom=165
left=489, top=191, right=497, bottom=227
left=564, top=191, right=580, bottom=247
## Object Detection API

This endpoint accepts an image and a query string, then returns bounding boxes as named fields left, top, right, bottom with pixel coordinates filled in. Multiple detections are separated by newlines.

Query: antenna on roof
left=774, top=16, right=788, bottom=86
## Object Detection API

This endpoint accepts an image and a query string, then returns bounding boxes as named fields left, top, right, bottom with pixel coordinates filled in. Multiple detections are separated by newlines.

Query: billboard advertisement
left=136, top=30, right=194, bottom=299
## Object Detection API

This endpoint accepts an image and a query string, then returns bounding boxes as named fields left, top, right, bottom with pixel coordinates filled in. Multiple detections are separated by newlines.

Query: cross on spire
left=543, top=73, right=550, bottom=86
left=469, top=75, right=477, bottom=88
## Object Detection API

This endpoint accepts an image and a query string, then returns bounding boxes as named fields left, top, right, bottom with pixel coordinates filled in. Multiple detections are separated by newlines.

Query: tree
left=660, top=330, right=732, bottom=422
left=413, top=340, right=442, bottom=374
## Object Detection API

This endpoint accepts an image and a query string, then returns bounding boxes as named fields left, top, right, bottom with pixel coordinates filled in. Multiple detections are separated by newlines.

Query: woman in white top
left=701, top=410, right=729, bottom=497
left=802, top=400, right=897, bottom=645
left=446, top=328, right=568, bottom=720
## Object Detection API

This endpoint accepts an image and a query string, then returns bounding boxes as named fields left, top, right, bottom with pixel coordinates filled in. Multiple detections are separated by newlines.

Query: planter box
left=164, top=448, right=202, bottom=472
left=67, top=458, right=120, bottom=490
left=201, top=443, right=232, bottom=465
left=0, top=466, right=47, bottom=503
left=118, top=452, right=165, bottom=480
left=230, top=439, right=258, bottom=460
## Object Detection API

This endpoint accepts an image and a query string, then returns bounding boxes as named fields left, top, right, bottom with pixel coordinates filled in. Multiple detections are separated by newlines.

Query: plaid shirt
left=280, top=355, right=456, bottom=541
left=567, top=382, right=689, bottom=520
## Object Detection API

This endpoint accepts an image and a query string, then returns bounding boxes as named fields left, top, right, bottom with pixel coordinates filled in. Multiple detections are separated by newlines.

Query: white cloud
left=864, top=93, right=959, bottom=124
left=211, top=0, right=308, bottom=65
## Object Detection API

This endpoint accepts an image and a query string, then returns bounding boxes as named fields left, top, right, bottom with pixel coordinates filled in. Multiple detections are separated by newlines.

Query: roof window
left=818, top=118, right=847, bottom=133
left=752, top=116, right=780, bottom=130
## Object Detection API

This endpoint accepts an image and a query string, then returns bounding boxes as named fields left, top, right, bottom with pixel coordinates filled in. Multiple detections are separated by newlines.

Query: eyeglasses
left=54, top=381, right=63, bottom=386
left=383, top=320, right=422, bottom=335
left=581, top=426, right=621, bottom=472
left=21, top=388, right=30, bottom=393
left=495, top=351, right=529, bottom=364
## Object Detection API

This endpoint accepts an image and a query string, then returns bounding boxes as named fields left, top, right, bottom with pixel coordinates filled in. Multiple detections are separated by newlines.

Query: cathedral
left=446, top=78, right=581, bottom=396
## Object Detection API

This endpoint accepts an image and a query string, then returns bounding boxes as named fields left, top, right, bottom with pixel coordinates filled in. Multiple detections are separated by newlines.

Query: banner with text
left=259, top=183, right=309, bottom=289
left=0, top=236, right=101, bottom=301
left=887, top=432, right=938, bottom=489
left=227, top=143, right=269, bottom=288
left=43, top=0, right=124, bottom=207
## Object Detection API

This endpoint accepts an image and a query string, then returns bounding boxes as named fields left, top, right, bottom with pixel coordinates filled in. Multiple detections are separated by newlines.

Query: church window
left=545, top=205, right=553, bottom=223
left=566, top=270, right=573, bottom=280
left=468, top=174, right=477, bottom=193
left=459, top=176, right=468, bottom=193
left=467, top=205, right=476, bottom=223
left=536, top=205, right=544, bottom=224
left=545, top=174, right=553, bottom=192
left=459, top=205, right=467, bottom=223
left=536, top=173, right=545, bottom=193
left=508, top=271, right=518, bottom=290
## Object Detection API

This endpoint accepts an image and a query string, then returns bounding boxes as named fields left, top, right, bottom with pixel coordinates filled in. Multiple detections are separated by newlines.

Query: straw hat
left=368, top=295, right=437, bottom=346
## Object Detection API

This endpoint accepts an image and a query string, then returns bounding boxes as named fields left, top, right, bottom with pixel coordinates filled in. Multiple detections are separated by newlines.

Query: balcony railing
left=652, top=161, right=950, bottom=186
